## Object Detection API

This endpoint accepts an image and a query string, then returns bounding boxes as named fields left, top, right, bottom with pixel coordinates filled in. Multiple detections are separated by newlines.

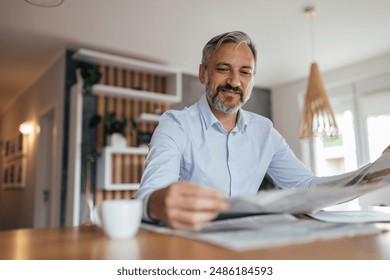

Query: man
left=135, top=31, right=316, bottom=231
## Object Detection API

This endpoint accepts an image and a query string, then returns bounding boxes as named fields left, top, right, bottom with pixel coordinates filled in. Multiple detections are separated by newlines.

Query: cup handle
left=93, top=204, right=102, bottom=226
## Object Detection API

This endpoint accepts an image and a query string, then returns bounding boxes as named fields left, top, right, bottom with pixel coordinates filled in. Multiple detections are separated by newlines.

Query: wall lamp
left=19, top=122, right=34, bottom=135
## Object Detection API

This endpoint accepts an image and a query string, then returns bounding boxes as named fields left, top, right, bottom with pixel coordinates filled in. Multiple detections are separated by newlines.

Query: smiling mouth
left=217, top=84, right=242, bottom=95
left=220, top=88, right=238, bottom=94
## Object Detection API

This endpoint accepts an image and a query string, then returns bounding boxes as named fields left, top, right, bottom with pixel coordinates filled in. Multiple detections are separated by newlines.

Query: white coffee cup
left=93, top=199, right=142, bottom=239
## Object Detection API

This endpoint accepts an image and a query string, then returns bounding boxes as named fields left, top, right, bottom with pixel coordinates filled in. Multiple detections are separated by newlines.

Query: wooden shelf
left=136, top=113, right=161, bottom=123
left=96, top=147, right=148, bottom=191
left=92, top=84, right=181, bottom=104
left=73, top=48, right=177, bottom=74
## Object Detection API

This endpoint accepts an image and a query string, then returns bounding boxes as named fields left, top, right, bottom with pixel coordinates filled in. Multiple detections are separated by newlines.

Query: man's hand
left=147, top=182, right=230, bottom=231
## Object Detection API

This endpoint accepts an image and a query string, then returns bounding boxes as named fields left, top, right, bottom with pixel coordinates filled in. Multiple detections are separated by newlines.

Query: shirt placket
left=226, top=131, right=239, bottom=197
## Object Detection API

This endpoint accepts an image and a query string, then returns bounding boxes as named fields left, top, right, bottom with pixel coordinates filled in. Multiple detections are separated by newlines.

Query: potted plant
left=104, top=112, right=127, bottom=147
left=88, top=112, right=128, bottom=147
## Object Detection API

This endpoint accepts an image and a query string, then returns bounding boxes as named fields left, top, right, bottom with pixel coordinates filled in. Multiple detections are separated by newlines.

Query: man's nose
left=226, top=72, right=241, bottom=88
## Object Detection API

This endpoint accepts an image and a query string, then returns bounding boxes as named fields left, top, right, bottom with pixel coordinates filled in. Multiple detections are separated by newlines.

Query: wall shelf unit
left=72, top=47, right=181, bottom=200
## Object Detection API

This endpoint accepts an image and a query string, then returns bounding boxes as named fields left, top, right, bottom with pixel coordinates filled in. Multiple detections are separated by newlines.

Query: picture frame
left=2, top=157, right=26, bottom=189
left=1, top=132, right=27, bottom=189
left=3, top=133, right=26, bottom=160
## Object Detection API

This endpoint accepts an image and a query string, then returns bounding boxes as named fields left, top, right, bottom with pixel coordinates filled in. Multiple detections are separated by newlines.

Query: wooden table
left=1, top=223, right=390, bottom=260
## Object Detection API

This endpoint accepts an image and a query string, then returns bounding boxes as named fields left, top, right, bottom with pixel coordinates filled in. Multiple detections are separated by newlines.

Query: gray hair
left=201, top=31, right=257, bottom=72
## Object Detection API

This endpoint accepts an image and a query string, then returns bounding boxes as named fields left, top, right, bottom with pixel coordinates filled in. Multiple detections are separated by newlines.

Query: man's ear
left=198, top=64, right=206, bottom=84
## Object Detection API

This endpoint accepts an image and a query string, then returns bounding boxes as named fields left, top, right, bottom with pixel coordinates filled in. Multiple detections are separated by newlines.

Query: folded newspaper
left=227, top=148, right=390, bottom=216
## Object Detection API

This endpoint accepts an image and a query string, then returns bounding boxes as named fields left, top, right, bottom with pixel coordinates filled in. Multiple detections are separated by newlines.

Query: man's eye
left=217, top=68, right=229, bottom=72
left=241, top=71, right=251, bottom=76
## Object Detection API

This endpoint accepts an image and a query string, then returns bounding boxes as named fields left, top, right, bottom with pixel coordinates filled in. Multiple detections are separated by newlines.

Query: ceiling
left=1, top=0, right=390, bottom=114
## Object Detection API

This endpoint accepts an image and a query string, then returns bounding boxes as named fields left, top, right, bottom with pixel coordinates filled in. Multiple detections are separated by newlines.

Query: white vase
left=107, top=133, right=127, bottom=147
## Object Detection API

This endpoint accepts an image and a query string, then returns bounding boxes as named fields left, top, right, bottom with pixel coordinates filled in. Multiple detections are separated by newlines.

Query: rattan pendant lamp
left=299, top=6, right=338, bottom=140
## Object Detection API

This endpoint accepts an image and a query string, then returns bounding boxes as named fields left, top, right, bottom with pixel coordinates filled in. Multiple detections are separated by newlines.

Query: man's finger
left=170, top=181, right=228, bottom=200
left=166, top=209, right=220, bottom=231
left=173, top=195, right=229, bottom=212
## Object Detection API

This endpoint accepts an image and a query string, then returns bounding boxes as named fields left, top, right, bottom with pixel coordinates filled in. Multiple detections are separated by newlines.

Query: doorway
left=34, top=108, right=59, bottom=227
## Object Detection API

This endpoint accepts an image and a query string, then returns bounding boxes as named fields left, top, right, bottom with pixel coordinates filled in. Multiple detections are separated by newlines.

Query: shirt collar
left=198, top=94, right=248, bottom=133
left=236, top=109, right=247, bottom=133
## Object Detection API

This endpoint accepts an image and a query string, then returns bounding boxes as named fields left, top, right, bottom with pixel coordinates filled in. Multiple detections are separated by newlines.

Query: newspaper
left=309, top=209, right=390, bottom=223
left=141, top=214, right=382, bottom=251
left=227, top=148, right=390, bottom=216
left=142, top=148, right=390, bottom=251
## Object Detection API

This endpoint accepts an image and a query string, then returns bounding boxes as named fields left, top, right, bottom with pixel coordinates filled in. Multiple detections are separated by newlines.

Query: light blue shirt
left=135, top=94, right=316, bottom=219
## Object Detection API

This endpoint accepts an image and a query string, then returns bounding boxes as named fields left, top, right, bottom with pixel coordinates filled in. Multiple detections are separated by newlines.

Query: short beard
left=205, top=82, right=247, bottom=114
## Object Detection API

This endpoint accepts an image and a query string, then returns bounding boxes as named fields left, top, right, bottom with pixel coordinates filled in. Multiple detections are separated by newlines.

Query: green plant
left=78, top=62, right=101, bottom=95
left=104, top=112, right=127, bottom=136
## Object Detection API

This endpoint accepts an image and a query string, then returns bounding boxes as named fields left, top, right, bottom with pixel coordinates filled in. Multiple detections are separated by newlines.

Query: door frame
left=34, top=106, right=60, bottom=228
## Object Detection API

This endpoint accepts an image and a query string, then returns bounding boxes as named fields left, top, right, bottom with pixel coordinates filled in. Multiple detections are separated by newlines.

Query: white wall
left=0, top=54, right=64, bottom=229
left=271, top=52, right=390, bottom=168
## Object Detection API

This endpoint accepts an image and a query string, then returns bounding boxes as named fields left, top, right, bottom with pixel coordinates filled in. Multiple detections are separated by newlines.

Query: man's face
left=199, top=42, right=255, bottom=114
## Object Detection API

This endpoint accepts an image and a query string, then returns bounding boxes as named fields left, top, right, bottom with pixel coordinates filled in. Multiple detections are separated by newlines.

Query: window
left=312, top=93, right=357, bottom=176
left=312, top=89, right=390, bottom=208
left=358, top=90, right=390, bottom=163
left=313, top=89, right=390, bottom=176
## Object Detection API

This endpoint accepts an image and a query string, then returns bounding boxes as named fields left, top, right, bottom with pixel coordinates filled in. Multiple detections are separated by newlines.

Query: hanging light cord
left=309, top=14, right=316, bottom=61
left=304, top=6, right=317, bottom=62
